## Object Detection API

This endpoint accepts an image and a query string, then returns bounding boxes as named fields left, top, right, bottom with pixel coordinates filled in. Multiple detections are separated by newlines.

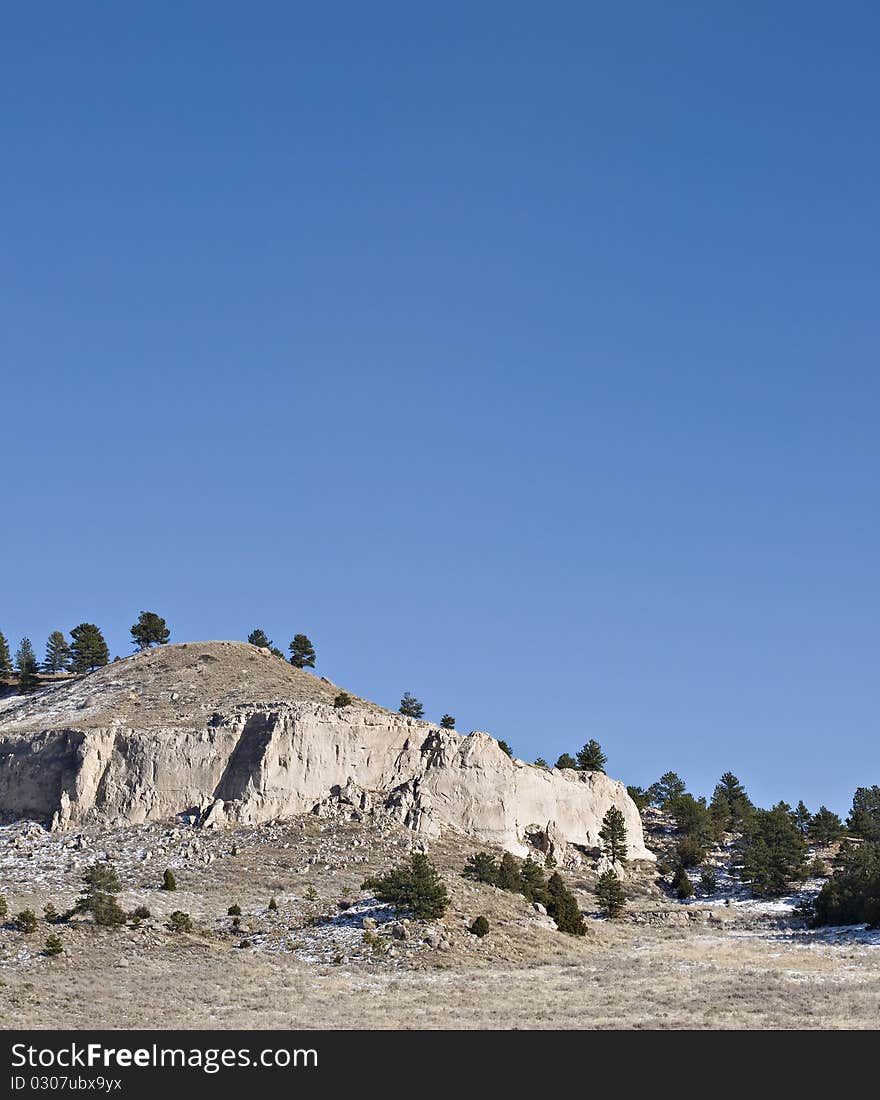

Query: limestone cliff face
left=0, top=642, right=653, bottom=860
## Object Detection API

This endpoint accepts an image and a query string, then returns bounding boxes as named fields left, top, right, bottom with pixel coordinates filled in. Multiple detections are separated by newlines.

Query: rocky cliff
left=0, top=642, right=652, bottom=860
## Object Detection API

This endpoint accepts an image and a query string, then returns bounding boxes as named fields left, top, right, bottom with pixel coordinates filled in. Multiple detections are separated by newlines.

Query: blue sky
left=2, top=4, right=877, bottom=814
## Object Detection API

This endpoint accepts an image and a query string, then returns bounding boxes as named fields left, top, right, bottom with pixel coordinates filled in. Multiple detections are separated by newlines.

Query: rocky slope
left=0, top=642, right=652, bottom=860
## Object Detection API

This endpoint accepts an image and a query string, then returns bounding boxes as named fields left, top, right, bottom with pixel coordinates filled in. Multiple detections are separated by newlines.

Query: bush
left=333, top=692, right=352, bottom=709
left=160, top=868, right=177, bottom=891
left=43, top=902, right=59, bottom=923
left=44, top=933, right=64, bottom=956
left=15, top=909, right=38, bottom=933
left=812, top=842, right=880, bottom=928
left=533, top=757, right=549, bottom=768
left=227, top=904, right=242, bottom=917
left=546, top=873, right=586, bottom=935
left=463, top=852, right=498, bottom=886
left=91, top=894, right=127, bottom=927
left=699, top=866, right=717, bottom=894
left=469, top=915, right=490, bottom=938
left=362, top=853, right=449, bottom=920
left=304, top=886, right=318, bottom=902
left=807, top=856, right=827, bottom=878
left=268, top=897, right=278, bottom=911
left=83, top=863, right=121, bottom=894
left=168, top=911, right=193, bottom=933
left=0, top=895, right=7, bottom=921
left=671, top=865, right=693, bottom=899
left=676, top=835, right=707, bottom=868
left=130, top=905, right=152, bottom=920
left=595, top=870, right=626, bottom=918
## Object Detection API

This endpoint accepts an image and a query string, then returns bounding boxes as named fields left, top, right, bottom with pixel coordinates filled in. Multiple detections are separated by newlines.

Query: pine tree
left=595, top=869, right=627, bottom=917
left=14, top=637, right=39, bottom=691
left=847, top=786, right=880, bottom=843
left=576, top=739, right=607, bottom=772
left=810, top=806, right=844, bottom=845
left=469, top=915, right=490, bottom=937
left=44, top=631, right=71, bottom=673
left=546, top=872, right=586, bottom=935
left=599, top=805, right=628, bottom=864
left=534, top=757, right=549, bottom=768
left=399, top=692, right=424, bottom=718
left=794, top=800, right=812, bottom=836
left=739, top=804, right=808, bottom=896
left=519, top=857, right=548, bottom=903
left=69, top=624, right=110, bottom=673
left=130, top=611, right=170, bottom=650
left=709, top=771, right=753, bottom=832
left=497, top=739, right=513, bottom=758
left=496, top=852, right=522, bottom=892
left=671, top=864, right=694, bottom=899
left=75, top=862, right=126, bottom=926
left=699, top=865, right=717, bottom=894
left=44, top=933, right=64, bottom=956
left=463, top=852, right=498, bottom=885
left=647, top=772, right=687, bottom=807
left=247, top=628, right=272, bottom=648
left=15, top=909, right=38, bottom=933
left=555, top=753, right=577, bottom=770
left=161, top=868, right=177, bottom=891
left=0, top=630, right=13, bottom=677
left=439, top=714, right=456, bottom=729
left=288, top=634, right=316, bottom=669
left=362, top=853, right=449, bottom=919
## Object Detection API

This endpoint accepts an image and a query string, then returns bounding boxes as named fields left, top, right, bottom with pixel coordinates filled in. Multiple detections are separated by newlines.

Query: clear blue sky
left=2, top=4, right=877, bottom=815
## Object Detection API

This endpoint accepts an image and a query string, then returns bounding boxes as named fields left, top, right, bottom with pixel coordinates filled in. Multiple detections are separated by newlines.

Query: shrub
left=91, top=894, right=127, bottom=927
left=595, top=870, right=626, bottom=918
left=0, top=896, right=7, bottom=921
left=333, top=692, right=352, bottom=709
left=43, top=902, right=59, bottom=923
left=671, top=865, right=693, bottom=899
left=699, top=866, right=717, bottom=894
left=533, top=757, right=548, bottom=768
left=546, top=873, right=586, bottom=935
left=469, top=915, right=490, bottom=937
left=676, top=835, right=707, bottom=868
left=161, top=868, right=177, bottom=891
left=268, top=897, right=278, bottom=912
left=168, top=911, right=193, bottom=933
left=362, top=853, right=449, bottom=920
left=807, top=856, right=827, bottom=878
left=304, top=886, right=318, bottom=902
left=227, top=904, right=242, bottom=917
left=463, top=852, right=498, bottom=886
left=15, top=909, right=38, bottom=933
left=83, top=863, right=121, bottom=894
left=230, top=843, right=238, bottom=857
left=130, top=905, right=151, bottom=921
left=44, top=933, right=64, bottom=956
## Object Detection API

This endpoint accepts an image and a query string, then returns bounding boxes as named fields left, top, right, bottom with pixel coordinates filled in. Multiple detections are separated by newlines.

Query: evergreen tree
left=847, top=786, right=880, bottom=843
left=0, top=895, right=6, bottom=919
left=398, top=692, right=424, bottom=718
left=463, top=852, right=498, bottom=885
left=130, top=611, right=170, bottom=650
left=576, top=739, right=607, bottom=772
left=626, top=785, right=651, bottom=812
left=599, top=805, right=628, bottom=864
left=75, top=862, right=126, bottom=926
left=810, top=806, right=845, bottom=845
left=69, top=624, right=110, bottom=673
left=161, top=868, right=177, bottom=891
left=0, top=630, right=12, bottom=676
left=668, top=792, right=715, bottom=850
left=439, top=714, right=456, bottom=729
left=647, top=772, right=687, bottom=807
left=812, top=842, right=880, bottom=929
left=519, top=857, right=548, bottom=903
left=15, top=909, right=38, bottom=933
left=288, top=634, right=316, bottom=669
left=44, top=631, right=71, bottom=673
left=169, top=911, right=193, bottom=932
left=14, top=637, right=39, bottom=691
left=709, top=772, right=753, bottom=832
left=675, top=835, right=707, bottom=868
left=699, top=865, right=717, bottom=894
left=671, top=865, right=694, bottom=899
left=362, top=853, right=449, bottom=919
left=496, top=852, right=522, bottom=892
left=534, top=757, right=549, bottom=768
left=555, top=753, right=577, bottom=770
left=739, top=804, right=808, bottom=896
left=247, top=628, right=272, bottom=648
left=595, top=869, right=626, bottom=917
left=469, top=915, right=490, bottom=937
left=793, top=800, right=812, bottom=836
left=546, top=872, right=586, bottom=935
left=44, top=933, right=64, bottom=956
left=497, top=739, right=513, bottom=758
left=333, top=691, right=352, bottom=708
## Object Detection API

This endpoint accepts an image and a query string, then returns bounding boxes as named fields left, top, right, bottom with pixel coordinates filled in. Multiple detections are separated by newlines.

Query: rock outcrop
left=0, top=642, right=653, bottom=860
